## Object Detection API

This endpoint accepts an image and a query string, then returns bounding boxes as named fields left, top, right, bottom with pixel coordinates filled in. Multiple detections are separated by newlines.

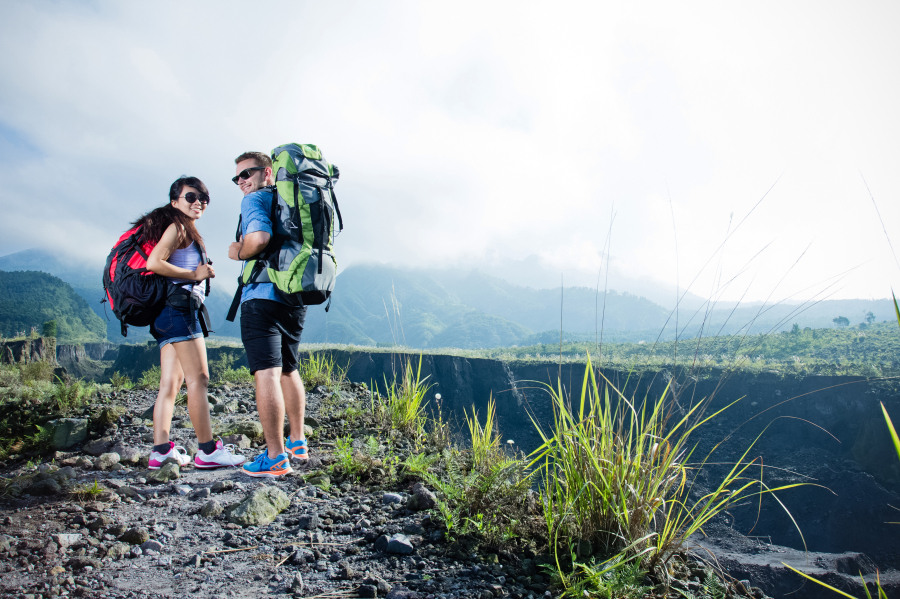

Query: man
left=228, top=151, right=309, bottom=478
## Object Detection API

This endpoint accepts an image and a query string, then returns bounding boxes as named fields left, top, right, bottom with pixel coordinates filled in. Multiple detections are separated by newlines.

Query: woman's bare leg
left=172, top=337, right=213, bottom=444
left=153, top=343, right=185, bottom=445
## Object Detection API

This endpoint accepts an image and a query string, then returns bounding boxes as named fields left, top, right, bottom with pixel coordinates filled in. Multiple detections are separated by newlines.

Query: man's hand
left=228, top=241, right=243, bottom=261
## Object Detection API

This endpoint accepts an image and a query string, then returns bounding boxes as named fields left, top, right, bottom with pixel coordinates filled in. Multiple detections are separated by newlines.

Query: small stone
left=74, top=456, right=93, bottom=469
left=290, top=572, right=304, bottom=593
left=200, top=499, right=224, bottom=518
left=357, top=584, right=378, bottom=598
left=87, top=514, right=113, bottom=532
left=297, top=513, right=320, bottom=530
left=185, top=554, right=202, bottom=568
left=105, top=543, right=130, bottom=560
left=210, top=480, right=234, bottom=493
left=382, top=492, right=403, bottom=505
left=96, top=452, right=121, bottom=471
left=191, top=487, right=211, bottom=500
left=83, top=436, right=114, bottom=456
left=67, top=556, right=101, bottom=571
left=374, top=534, right=389, bottom=552
left=174, top=485, right=193, bottom=496
left=115, top=486, right=143, bottom=499
left=119, top=527, right=150, bottom=545
left=146, top=462, right=180, bottom=484
left=386, top=533, right=414, bottom=555
left=52, top=533, right=82, bottom=548
left=221, top=434, right=251, bottom=449
left=140, top=539, right=164, bottom=552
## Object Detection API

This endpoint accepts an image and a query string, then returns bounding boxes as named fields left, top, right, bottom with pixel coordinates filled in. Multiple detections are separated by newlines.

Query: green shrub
left=52, top=377, right=94, bottom=414
left=19, top=360, right=55, bottom=383
left=110, top=371, right=133, bottom=391
left=220, top=366, right=253, bottom=384
left=139, top=365, right=161, bottom=389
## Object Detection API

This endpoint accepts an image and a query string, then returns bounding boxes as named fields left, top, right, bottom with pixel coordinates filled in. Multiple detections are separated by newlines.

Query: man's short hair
left=235, top=151, right=272, bottom=169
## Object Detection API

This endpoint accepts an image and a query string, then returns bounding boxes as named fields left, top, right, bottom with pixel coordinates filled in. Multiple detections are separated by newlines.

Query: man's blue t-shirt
left=239, top=188, right=286, bottom=306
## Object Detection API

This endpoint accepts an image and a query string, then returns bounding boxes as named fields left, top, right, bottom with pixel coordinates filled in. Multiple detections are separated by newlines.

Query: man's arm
left=228, top=231, right=271, bottom=261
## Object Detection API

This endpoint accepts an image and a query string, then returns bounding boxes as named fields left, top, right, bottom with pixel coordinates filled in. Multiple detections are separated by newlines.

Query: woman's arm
left=146, top=224, right=215, bottom=281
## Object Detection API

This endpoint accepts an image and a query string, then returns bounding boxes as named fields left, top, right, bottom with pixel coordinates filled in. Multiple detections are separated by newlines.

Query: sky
left=1, top=1, right=899, bottom=306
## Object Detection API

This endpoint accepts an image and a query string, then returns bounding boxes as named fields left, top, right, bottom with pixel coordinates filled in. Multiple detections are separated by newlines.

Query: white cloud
left=1, top=0, right=899, bottom=305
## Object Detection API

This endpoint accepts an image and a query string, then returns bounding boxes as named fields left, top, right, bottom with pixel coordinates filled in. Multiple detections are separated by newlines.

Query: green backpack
left=225, top=143, right=343, bottom=322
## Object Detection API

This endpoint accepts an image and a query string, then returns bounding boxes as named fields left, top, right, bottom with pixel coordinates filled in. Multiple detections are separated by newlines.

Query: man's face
left=235, top=159, right=269, bottom=196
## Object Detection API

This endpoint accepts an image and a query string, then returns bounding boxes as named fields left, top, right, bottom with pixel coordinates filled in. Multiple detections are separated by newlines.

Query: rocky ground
left=0, top=381, right=818, bottom=599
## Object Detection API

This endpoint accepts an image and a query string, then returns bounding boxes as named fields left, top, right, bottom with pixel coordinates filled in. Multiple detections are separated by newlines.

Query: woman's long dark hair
left=131, top=176, right=209, bottom=248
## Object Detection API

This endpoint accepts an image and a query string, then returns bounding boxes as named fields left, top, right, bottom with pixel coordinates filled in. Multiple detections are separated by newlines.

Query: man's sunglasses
left=232, top=166, right=264, bottom=184
left=181, top=192, right=210, bottom=206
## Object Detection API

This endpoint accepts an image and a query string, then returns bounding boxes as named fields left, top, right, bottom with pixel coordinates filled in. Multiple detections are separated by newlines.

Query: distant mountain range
left=0, top=270, right=106, bottom=342
left=0, top=249, right=894, bottom=348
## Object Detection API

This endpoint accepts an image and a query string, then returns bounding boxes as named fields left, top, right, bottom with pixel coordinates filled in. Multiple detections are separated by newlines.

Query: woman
left=137, top=175, right=245, bottom=470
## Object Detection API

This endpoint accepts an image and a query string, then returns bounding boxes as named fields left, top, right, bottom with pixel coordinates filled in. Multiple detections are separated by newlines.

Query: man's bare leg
left=255, top=367, right=286, bottom=458
left=282, top=370, right=306, bottom=442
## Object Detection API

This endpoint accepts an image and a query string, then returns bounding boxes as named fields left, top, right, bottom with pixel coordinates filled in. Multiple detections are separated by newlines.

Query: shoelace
left=221, top=444, right=238, bottom=454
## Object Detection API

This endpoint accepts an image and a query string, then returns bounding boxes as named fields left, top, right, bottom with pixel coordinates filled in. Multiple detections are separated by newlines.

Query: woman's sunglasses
left=232, top=166, right=264, bottom=185
left=181, top=192, right=210, bottom=206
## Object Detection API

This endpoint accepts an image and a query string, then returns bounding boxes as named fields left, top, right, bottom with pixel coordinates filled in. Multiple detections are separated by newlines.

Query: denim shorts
left=150, top=304, right=202, bottom=348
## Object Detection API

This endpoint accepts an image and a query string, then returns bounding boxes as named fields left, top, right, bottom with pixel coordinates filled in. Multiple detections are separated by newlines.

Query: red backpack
left=101, top=225, right=168, bottom=337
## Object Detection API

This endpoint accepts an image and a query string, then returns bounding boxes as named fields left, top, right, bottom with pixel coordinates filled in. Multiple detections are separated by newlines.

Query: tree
left=42, top=320, right=57, bottom=338
left=865, top=311, right=876, bottom=325
left=791, top=323, right=800, bottom=334
left=833, top=316, right=850, bottom=327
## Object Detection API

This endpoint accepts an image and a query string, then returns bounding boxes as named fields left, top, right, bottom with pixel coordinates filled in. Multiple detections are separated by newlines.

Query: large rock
left=200, top=499, right=224, bottom=518
left=227, top=485, right=290, bottom=527
left=120, top=527, right=150, bottom=545
left=46, top=418, right=88, bottom=449
left=225, top=421, right=264, bottom=440
left=96, top=452, right=121, bottom=471
left=52, top=533, right=82, bottom=548
left=406, top=483, right=436, bottom=511
left=110, top=442, right=141, bottom=464
left=83, top=436, right=114, bottom=456
left=146, top=462, right=180, bottom=484
left=387, top=534, right=415, bottom=555
left=105, top=542, right=131, bottom=560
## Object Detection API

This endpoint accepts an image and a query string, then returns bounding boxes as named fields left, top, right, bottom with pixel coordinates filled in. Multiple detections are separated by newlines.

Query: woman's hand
left=194, top=263, right=216, bottom=281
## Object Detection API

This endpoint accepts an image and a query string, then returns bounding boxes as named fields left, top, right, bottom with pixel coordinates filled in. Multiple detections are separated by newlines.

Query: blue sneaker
left=241, top=451, right=293, bottom=479
left=286, top=435, right=309, bottom=461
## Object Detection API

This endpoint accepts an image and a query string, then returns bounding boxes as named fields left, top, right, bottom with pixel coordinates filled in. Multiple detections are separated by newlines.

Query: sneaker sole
left=195, top=462, right=245, bottom=469
left=288, top=450, right=309, bottom=461
left=242, top=468, right=293, bottom=478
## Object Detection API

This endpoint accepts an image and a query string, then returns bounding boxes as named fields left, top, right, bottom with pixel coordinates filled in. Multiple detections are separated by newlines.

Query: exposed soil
left=0, top=380, right=890, bottom=599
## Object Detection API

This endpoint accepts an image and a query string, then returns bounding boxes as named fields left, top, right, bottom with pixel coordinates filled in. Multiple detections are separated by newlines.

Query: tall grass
left=466, top=396, right=500, bottom=466
left=299, top=352, right=347, bottom=389
left=381, top=355, right=431, bottom=437
left=531, top=353, right=806, bottom=591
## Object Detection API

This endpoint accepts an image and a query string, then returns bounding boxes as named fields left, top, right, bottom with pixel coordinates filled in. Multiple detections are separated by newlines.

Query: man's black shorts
left=240, top=299, right=308, bottom=374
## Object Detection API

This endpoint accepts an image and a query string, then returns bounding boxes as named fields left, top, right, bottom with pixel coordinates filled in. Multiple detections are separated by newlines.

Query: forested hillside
left=0, top=270, right=106, bottom=342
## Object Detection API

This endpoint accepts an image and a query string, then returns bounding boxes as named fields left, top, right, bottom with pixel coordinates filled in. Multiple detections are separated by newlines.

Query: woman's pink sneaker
left=148, top=442, right=191, bottom=469
left=194, top=440, right=247, bottom=469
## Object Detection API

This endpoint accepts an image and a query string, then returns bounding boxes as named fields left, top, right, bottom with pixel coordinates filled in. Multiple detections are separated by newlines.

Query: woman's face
left=171, top=185, right=208, bottom=220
